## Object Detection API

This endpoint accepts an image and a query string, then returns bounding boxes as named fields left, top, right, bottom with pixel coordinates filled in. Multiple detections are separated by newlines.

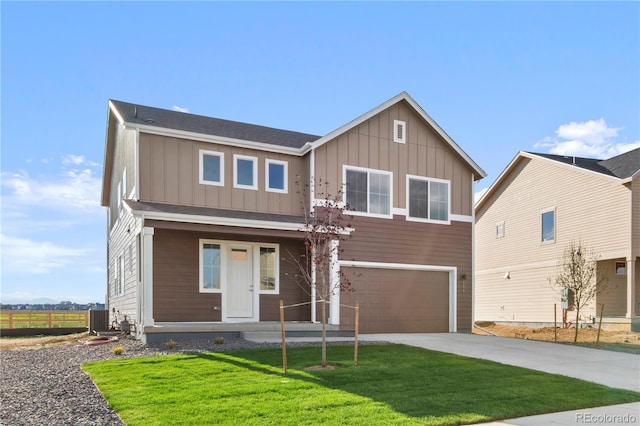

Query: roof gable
left=309, top=92, right=486, bottom=179
left=476, top=149, right=639, bottom=212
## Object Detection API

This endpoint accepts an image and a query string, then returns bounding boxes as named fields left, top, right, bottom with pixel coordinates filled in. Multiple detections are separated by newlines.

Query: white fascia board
left=125, top=205, right=305, bottom=232
left=309, top=92, right=486, bottom=179
left=108, top=100, right=125, bottom=125
left=124, top=122, right=306, bottom=157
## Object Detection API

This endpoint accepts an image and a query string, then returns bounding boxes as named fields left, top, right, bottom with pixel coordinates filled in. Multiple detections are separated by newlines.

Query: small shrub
left=111, top=346, right=125, bottom=355
left=165, top=340, right=177, bottom=350
left=214, top=336, right=225, bottom=345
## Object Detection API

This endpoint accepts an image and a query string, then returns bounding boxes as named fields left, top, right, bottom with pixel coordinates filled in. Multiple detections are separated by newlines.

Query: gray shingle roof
left=528, top=147, right=640, bottom=179
left=110, top=100, right=321, bottom=149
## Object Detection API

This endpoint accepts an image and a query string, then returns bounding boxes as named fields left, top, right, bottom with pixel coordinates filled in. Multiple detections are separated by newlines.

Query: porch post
left=329, top=240, right=340, bottom=325
left=626, top=258, right=636, bottom=318
left=142, top=227, right=155, bottom=327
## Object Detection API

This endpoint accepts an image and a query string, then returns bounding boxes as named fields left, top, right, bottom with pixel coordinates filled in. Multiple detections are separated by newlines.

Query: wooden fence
left=0, top=310, right=88, bottom=329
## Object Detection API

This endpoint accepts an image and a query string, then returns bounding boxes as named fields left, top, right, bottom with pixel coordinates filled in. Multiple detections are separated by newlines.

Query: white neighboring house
left=474, top=149, right=640, bottom=331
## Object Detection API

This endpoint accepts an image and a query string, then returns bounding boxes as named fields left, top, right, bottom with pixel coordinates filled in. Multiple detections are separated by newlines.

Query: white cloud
left=172, top=105, right=189, bottom=113
left=534, top=118, right=640, bottom=158
left=2, top=156, right=103, bottom=215
left=0, top=233, right=88, bottom=274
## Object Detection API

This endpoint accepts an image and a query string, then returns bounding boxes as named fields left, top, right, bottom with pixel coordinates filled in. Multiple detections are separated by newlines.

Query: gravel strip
left=0, top=335, right=358, bottom=425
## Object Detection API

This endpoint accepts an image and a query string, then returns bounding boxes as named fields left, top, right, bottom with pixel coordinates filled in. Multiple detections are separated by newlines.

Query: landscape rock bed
left=0, top=335, right=334, bottom=425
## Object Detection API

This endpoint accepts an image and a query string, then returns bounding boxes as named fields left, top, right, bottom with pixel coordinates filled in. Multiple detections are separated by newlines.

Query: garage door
left=340, top=268, right=450, bottom=333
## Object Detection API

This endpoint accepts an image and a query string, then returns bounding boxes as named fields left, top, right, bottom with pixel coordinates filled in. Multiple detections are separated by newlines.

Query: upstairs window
left=234, top=155, right=258, bottom=190
left=345, top=166, right=392, bottom=217
left=266, top=159, right=287, bottom=193
left=407, top=176, right=450, bottom=223
left=199, top=150, right=224, bottom=186
left=393, top=120, right=406, bottom=143
left=541, top=209, right=555, bottom=243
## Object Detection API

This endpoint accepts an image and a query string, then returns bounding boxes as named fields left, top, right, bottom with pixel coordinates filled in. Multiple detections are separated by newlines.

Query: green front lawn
left=83, top=344, right=639, bottom=425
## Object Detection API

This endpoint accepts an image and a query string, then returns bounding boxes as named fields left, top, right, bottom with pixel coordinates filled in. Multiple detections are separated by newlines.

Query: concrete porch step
left=241, top=330, right=356, bottom=343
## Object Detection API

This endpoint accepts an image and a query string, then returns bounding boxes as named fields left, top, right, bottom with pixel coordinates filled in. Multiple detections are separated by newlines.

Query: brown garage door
left=340, top=268, right=450, bottom=333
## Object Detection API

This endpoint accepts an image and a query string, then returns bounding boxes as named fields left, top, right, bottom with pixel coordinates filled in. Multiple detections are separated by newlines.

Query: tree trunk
left=321, top=299, right=327, bottom=367
left=573, top=306, right=580, bottom=343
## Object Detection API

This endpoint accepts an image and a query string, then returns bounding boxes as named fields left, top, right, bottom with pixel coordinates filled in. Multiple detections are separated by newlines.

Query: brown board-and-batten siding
left=151, top=227, right=310, bottom=322
left=339, top=215, right=473, bottom=332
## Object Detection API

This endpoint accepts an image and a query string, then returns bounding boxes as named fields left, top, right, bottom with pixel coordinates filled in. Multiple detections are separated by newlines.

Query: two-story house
left=101, top=92, right=486, bottom=342
left=475, top=149, right=639, bottom=331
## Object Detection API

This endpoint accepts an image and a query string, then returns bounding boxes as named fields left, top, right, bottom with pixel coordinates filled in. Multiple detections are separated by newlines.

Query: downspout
left=471, top=173, right=476, bottom=331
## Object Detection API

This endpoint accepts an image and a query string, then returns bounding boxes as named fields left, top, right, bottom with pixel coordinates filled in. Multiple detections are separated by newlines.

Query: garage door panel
left=341, top=268, right=449, bottom=333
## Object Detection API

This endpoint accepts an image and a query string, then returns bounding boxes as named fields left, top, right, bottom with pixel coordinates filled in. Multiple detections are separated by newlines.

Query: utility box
left=88, top=309, right=109, bottom=334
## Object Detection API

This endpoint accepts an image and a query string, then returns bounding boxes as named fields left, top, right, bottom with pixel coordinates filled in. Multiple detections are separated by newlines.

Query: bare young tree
left=550, top=240, right=608, bottom=342
left=286, top=178, right=353, bottom=367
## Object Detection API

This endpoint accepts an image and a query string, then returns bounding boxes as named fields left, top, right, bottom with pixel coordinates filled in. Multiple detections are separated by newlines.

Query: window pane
left=260, top=247, right=276, bottom=291
left=542, top=211, right=554, bottom=242
left=203, top=243, right=221, bottom=289
left=429, top=181, right=449, bottom=221
left=268, top=162, right=285, bottom=190
left=346, top=170, right=368, bottom=212
left=203, top=154, right=221, bottom=182
left=409, top=179, right=428, bottom=218
left=369, top=173, right=390, bottom=215
left=237, top=158, right=254, bottom=186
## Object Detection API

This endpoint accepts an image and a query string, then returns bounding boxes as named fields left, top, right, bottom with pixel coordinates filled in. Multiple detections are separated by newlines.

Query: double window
left=344, top=166, right=392, bottom=217
left=406, top=176, right=450, bottom=223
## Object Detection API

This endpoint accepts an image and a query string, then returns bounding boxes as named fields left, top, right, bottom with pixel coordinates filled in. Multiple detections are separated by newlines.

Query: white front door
left=226, top=244, right=254, bottom=320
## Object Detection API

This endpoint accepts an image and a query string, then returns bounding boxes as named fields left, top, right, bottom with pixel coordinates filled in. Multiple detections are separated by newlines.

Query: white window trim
left=199, top=239, right=280, bottom=294
left=496, top=221, right=505, bottom=239
left=199, top=239, right=225, bottom=293
left=199, top=149, right=225, bottom=186
left=234, top=154, right=258, bottom=190
left=256, top=243, right=280, bottom=294
left=405, top=175, right=451, bottom=225
left=343, top=165, right=393, bottom=219
left=265, top=159, right=288, bottom=194
left=541, top=207, right=556, bottom=244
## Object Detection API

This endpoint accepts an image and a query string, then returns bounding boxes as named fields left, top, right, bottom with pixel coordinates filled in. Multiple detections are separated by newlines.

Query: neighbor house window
left=496, top=222, right=505, bottom=238
left=616, top=262, right=626, bottom=275
left=200, top=242, right=222, bottom=292
left=234, top=155, right=258, bottom=190
left=541, top=209, right=555, bottom=243
left=406, top=176, right=450, bottom=223
left=393, top=120, right=406, bottom=143
left=199, top=150, right=224, bottom=186
left=266, top=159, right=287, bottom=193
left=259, top=246, right=278, bottom=292
left=344, top=166, right=392, bottom=217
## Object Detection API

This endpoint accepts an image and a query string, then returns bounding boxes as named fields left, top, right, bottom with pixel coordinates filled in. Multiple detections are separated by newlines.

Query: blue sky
left=1, top=2, right=638, bottom=304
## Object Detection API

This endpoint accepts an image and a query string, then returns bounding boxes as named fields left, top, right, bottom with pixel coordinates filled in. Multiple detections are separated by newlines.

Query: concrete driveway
left=359, top=333, right=639, bottom=392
